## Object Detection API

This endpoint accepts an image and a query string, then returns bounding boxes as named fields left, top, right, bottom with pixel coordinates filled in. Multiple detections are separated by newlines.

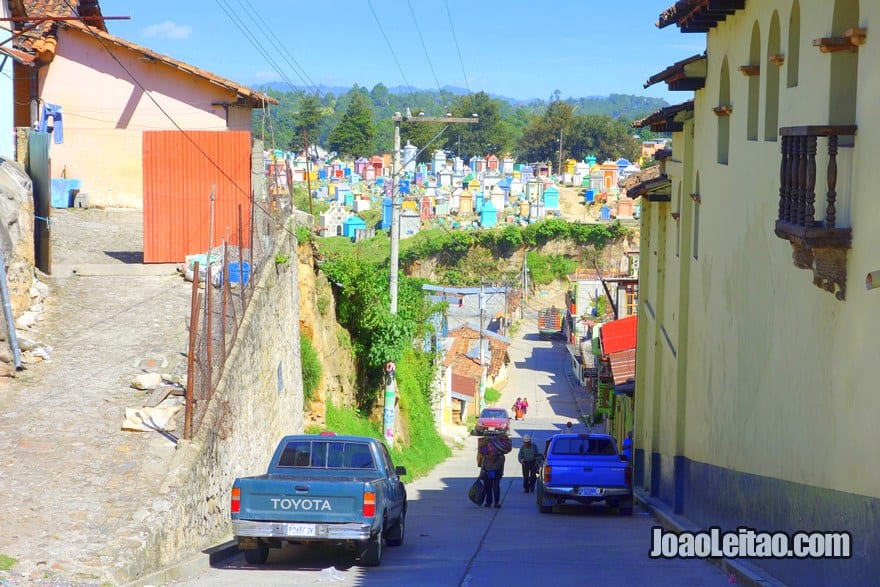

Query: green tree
left=444, top=92, right=512, bottom=160
left=288, top=94, right=323, bottom=153
left=328, top=92, right=375, bottom=156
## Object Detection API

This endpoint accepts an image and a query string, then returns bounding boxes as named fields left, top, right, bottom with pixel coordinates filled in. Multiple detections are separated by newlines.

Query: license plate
left=487, top=427, right=495, bottom=431
left=286, top=523, right=316, bottom=537
left=579, top=487, right=602, bottom=497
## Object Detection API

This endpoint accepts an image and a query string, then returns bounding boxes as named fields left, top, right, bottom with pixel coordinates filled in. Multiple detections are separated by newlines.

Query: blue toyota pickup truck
left=231, top=434, right=407, bottom=566
left=536, top=432, right=633, bottom=515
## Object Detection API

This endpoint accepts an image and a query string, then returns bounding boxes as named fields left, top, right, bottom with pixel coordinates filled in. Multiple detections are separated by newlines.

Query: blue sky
left=97, top=0, right=705, bottom=103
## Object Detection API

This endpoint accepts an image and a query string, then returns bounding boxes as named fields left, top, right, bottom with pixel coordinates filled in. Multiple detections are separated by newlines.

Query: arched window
left=829, top=0, right=859, bottom=126
left=765, top=12, right=781, bottom=141
left=747, top=22, right=761, bottom=141
left=787, top=1, right=800, bottom=88
left=717, top=57, right=730, bottom=165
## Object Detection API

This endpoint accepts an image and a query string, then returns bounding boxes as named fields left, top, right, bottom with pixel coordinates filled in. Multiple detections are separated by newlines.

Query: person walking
left=518, top=434, right=541, bottom=493
left=477, top=434, right=510, bottom=508
left=512, top=397, right=523, bottom=420
left=520, top=398, right=529, bottom=418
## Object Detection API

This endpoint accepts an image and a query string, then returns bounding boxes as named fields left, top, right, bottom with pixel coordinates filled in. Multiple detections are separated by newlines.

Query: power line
left=407, top=0, right=445, bottom=100
left=366, top=0, right=419, bottom=108
left=215, top=0, right=303, bottom=97
left=444, top=0, right=472, bottom=96
left=237, top=0, right=322, bottom=98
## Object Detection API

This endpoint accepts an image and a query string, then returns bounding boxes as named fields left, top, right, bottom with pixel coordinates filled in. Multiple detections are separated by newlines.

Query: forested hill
left=259, top=83, right=667, bottom=122
left=256, top=83, right=668, bottom=163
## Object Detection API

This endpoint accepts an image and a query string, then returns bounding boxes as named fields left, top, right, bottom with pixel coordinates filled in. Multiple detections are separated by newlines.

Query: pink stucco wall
left=39, top=27, right=254, bottom=208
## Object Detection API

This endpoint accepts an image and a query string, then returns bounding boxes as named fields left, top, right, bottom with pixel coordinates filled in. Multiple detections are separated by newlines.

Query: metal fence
left=183, top=180, right=291, bottom=439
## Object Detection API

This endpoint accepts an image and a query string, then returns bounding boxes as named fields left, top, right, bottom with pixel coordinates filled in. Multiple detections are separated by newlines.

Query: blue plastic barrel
left=228, top=262, right=251, bottom=286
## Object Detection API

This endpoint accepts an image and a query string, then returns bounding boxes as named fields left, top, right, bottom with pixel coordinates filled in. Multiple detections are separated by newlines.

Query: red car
left=474, top=408, right=510, bottom=436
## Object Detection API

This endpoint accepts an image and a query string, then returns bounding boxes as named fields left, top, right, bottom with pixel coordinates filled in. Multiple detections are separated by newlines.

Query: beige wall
left=39, top=27, right=251, bottom=208
left=640, top=0, right=880, bottom=499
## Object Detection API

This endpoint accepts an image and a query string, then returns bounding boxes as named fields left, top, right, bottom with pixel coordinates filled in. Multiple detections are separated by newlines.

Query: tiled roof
left=644, top=53, right=706, bottom=91
left=57, top=20, right=277, bottom=106
left=658, top=0, right=745, bottom=32
left=620, top=165, right=661, bottom=191
left=444, top=325, right=510, bottom=379
left=13, top=0, right=106, bottom=51
left=633, top=100, right=694, bottom=131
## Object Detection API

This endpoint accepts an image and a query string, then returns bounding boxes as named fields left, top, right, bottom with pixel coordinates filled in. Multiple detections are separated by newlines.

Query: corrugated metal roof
left=600, top=315, right=638, bottom=355
left=609, top=348, right=636, bottom=386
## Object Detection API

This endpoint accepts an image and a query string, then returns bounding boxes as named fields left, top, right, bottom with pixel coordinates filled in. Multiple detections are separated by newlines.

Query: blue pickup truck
left=231, top=434, right=407, bottom=566
left=536, top=432, right=633, bottom=515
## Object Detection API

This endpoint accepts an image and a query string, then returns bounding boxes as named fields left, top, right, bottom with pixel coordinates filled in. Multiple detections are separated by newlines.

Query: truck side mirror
left=395, top=466, right=408, bottom=476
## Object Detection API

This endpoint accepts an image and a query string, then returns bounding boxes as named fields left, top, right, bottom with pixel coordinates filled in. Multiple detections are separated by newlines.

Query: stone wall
left=117, top=220, right=305, bottom=579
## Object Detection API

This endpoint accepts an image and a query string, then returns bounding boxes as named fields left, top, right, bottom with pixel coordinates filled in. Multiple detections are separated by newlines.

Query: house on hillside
left=441, top=325, right=511, bottom=422
left=635, top=1, right=877, bottom=584
left=9, top=2, right=275, bottom=263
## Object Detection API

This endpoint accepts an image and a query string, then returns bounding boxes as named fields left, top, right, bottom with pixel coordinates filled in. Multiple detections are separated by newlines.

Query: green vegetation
left=0, top=554, right=16, bottom=570
left=484, top=387, right=501, bottom=404
left=526, top=251, right=576, bottom=285
left=308, top=348, right=451, bottom=481
left=255, top=85, right=665, bottom=163
left=328, top=93, right=376, bottom=156
left=300, top=336, right=322, bottom=404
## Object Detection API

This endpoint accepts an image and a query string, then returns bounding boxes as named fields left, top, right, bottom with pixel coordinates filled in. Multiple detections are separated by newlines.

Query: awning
left=600, top=315, right=638, bottom=355
left=608, top=348, right=636, bottom=387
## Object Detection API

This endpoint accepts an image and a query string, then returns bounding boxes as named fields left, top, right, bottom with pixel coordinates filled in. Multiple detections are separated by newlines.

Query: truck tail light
left=363, top=490, right=376, bottom=518
left=231, top=487, right=241, bottom=514
left=543, top=465, right=552, bottom=483
left=624, top=465, right=632, bottom=486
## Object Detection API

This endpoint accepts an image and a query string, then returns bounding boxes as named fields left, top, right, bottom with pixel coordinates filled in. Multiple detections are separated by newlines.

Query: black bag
left=468, top=477, right=486, bottom=505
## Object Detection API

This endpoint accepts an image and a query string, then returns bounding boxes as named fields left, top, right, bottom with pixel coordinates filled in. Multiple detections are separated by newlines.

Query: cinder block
left=73, top=192, right=88, bottom=208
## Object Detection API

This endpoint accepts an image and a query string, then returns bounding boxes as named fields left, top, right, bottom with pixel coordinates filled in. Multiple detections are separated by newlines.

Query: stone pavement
left=0, top=208, right=192, bottom=586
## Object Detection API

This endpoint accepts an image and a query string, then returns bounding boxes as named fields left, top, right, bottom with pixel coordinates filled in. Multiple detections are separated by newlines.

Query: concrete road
left=165, top=309, right=728, bottom=586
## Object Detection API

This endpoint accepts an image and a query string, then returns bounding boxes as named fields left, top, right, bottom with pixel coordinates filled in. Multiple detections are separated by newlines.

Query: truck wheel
left=385, top=509, right=406, bottom=546
left=537, top=486, right=552, bottom=514
left=242, top=542, right=269, bottom=564
left=360, top=530, right=383, bottom=566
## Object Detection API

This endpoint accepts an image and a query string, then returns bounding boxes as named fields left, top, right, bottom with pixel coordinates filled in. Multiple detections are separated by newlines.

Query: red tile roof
left=13, top=0, right=106, bottom=51
left=444, top=325, right=510, bottom=379
left=57, top=20, right=277, bottom=106
left=600, top=315, right=638, bottom=355
left=12, top=2, right=275, bottom=107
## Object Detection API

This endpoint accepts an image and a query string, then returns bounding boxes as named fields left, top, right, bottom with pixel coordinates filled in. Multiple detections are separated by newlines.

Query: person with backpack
left=477, top=433, right=511, bottom=508
left=517, top=434, right=541, bottom=493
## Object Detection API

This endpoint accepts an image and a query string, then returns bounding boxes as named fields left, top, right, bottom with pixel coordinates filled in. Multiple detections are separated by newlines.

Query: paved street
left=167, top=303, right=728, bottom=586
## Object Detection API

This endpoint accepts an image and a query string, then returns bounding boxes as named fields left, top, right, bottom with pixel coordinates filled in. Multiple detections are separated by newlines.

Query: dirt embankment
left=296, top=241, right=358, bottom=425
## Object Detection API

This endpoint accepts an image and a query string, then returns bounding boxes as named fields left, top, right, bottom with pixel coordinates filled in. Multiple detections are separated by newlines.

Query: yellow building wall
left=666, top=0, right=880, bottom=498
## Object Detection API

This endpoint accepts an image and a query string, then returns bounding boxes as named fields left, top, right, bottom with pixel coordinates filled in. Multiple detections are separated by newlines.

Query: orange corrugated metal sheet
left=143, top=131, right=252, bottom=263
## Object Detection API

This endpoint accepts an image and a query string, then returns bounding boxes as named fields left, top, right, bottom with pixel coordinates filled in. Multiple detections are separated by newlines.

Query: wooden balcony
left=775, top=125, right=857, bottom=300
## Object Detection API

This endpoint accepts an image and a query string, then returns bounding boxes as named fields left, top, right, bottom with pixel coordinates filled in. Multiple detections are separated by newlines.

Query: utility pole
left=479, top=281, right=486, bottom=411
left=388, top=112, right=479, bottom=314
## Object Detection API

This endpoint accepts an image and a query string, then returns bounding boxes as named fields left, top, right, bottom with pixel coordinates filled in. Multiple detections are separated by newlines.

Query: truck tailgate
left=236, top=476, right=368, bottom=523
left=548, top=456, right=628, bottom=487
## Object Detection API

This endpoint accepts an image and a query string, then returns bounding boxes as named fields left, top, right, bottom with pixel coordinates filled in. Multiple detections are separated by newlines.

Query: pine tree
left=328, top=93, right=375, bottom=156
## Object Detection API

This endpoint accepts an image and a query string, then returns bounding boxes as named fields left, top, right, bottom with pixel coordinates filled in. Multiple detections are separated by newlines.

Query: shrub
left=300, top=335, right=322, bottom=404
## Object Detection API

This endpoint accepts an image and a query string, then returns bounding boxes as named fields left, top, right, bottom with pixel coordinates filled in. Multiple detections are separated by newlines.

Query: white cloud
left=140, top=21, right=193, bottom=40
